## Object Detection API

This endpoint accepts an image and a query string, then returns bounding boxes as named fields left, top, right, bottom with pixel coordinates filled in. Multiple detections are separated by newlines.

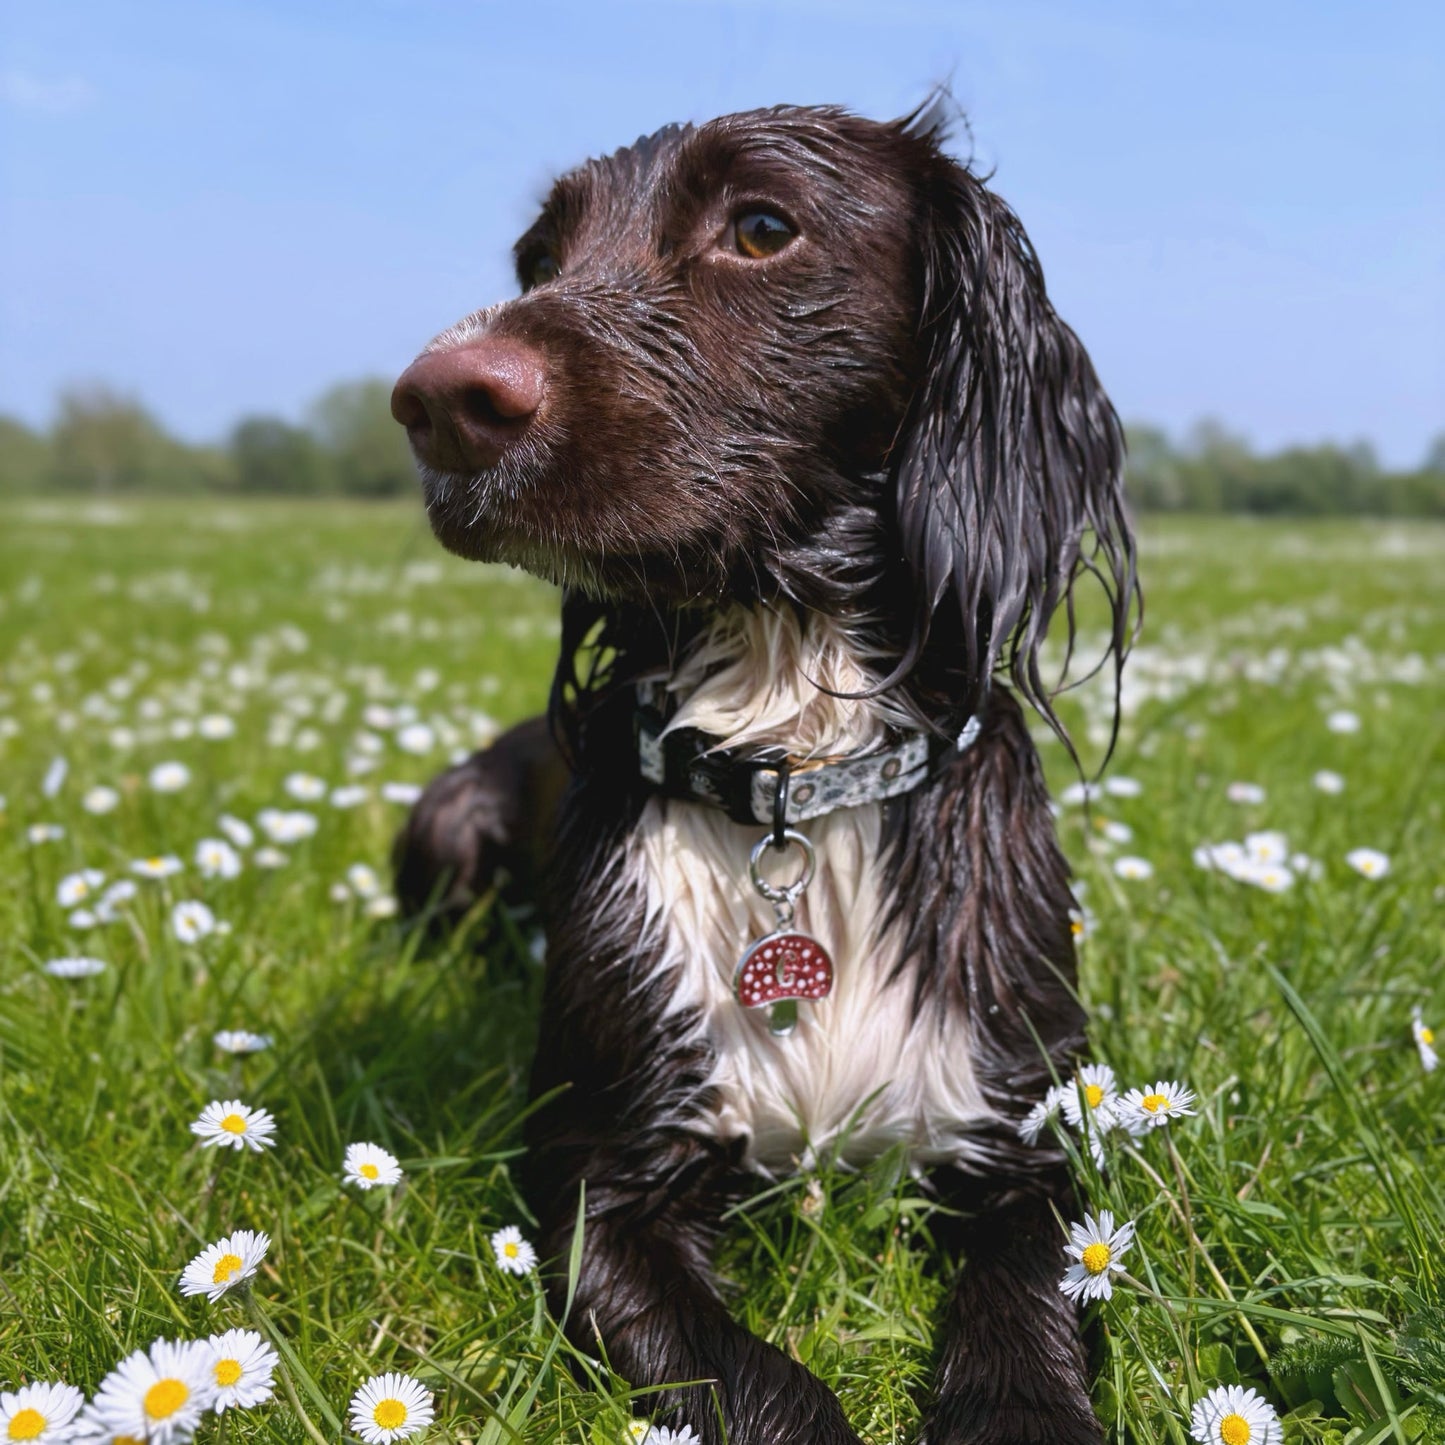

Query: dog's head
left=394, top=101, right=1136, bottom=740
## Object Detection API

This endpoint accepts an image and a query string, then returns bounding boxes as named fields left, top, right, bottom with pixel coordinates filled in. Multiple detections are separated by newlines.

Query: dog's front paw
left=920, top=1397, right=1102, bottom=1445
left=392, top=753, right=520, bottom=922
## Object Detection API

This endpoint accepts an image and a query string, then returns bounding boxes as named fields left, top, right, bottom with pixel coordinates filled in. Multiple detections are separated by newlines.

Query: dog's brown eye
left=733, top=210, right=795, bottom=259
left=526, top=253, right=560, bottom=289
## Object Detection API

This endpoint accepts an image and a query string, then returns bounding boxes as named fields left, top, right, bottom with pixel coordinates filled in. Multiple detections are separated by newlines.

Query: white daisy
left=194, top=839, right=243, bottom=880
left=1188, top=1383, right=1282, bottom=1444
left=41, top=757, right=69, bottom=799
left=1059, top=1211, right=1135, bottom=1302
left=283, top=772, right=327, bottom=802
left=343, top=1142, right=403, bottom=1190
left=1067, top=906, right=1096, bottom=943
left=172, top=901, right=218, bottom=944
left=365, top=896, right=399, bottom=920
left=490, top=1225, right=538, bottom=1276
left=256, top=808, right=317, bottom=844
left=96, top=879, right=138, bottom=918
left=1096, top=819, right=1133, bottom=844
left=1058, top=780, right=1100, bottom=806
left=329, top=785, right=369, bottom=809
left=381, top=782, right=423, bottom=806
left=67, top=909, right=99, bottom=931
left=1243, top=831, right=1289, bottom=865
left=179, top=1229, right=270, bottom=1301
left=329, top=883, right=352, bottom=904
left=395, top=723, right=436, bottom=755
left=1112, top=855, right=1153, bottom=881
left=190, top=1100, right=277, bottom=1153
left=1018, top=1084, right=1068, bottom=1144
left=1225, top=781, right=1266, bottom=804
left=213, top=1029, right=273, bottom=1054
left=1290, top=852, right=1324, bottom=881
left=82, top=1339, right=217, bottom=1445
left=42, top=956, right=107, bottom=979
left=132, top=854, right=184, bottom=879
left=643, top=1427, right=698, bottom=1445
left=1325, top=709, right=1361, bottom=734
left=347, top=863, right=381, bottom=899
left=1103, top=776, right=1142, bottom=797
left=197, top=714, right=236, bottom=740
left=348, top=1373, right=435, bottom=1445
left=252, top=846, right=288, bottom=869
left=0, top=1381, right=85, bottom=1445
left=1312, top=769, right=1345, bottom=794
left=1116, top=1081, right=1197, bottom=1134
left=1239, top=861, right=1294, bottom=893
left=83, top=785, right=121, bottom=814
left=1060, top=1064, right=1119, bottom=1130
left=205, top=1328, right=277, bottom=1411
left=27, top=824, right=66, bottom=845
left=218, top=814, right=255, bottom=849
left=624, top=1422, right=651, bottom=1444
left=1345, top=847, right=1390, bottom=879
left=56, top=869, right=106, bottom=908
left=149, top=762, right=192, bottom=793
left=1412, top=1008, right=1438, bottom=1073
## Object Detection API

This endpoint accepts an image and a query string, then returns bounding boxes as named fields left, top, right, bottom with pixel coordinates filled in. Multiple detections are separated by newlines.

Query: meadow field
left=1, top=499, right=1442, bottom=1444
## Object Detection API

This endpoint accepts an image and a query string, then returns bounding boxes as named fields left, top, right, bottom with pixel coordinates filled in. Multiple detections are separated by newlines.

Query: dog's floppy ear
left=890, top=112, right=1138, bottom=758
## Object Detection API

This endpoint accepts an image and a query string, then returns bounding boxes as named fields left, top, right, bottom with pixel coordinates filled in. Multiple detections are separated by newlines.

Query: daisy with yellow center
left=205, top=1328, right=278, bottom=1411
left=1188, top=1384, right=1282, bottom=1444
left=1, top=1383, right=84, bottom=1445
left=1117, top=1080, right=1197, bottom=1135
left=190, top=1099, right=276, bottom=1153
left=490, top=1225, right=539, bottom=1276
left=179, top=1228, right=270, bottom=1301
left=343, top=1141, right=404, bottom=1190
left=1345, top=847, right=1390, bottom=879
left=131, top=854, right=184, bottom=879
left=79, top=1340, right=217, bottom=1445
left=1059, top=1063, right=1118, bottom=1130
left=56, top=870, right=105, bottom=908
left=348, top=1372, right=435, bottom=1444
left=1059, top=1211, right=1135, bottom=1302
left=1412, top=1007, right=1438, bottom=1072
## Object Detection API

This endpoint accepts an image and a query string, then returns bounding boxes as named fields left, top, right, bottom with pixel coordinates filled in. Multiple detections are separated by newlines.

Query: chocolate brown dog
left=391, top=101, right=1136, bottom=1445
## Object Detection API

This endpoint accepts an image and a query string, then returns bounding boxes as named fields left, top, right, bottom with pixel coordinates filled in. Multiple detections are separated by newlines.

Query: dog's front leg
left=393, top=714, right=566, bottom=922
left=923, top=1182, right=1100, bottom=1445
left=530, top=1149, right=864, bottom=1445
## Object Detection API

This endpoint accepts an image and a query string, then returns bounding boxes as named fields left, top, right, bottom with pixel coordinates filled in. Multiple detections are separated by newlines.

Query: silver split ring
left=748, top=828, right=815, bottom=905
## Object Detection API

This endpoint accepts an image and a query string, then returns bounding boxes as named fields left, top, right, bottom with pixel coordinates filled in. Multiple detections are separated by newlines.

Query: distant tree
left=307, top=379, right=417, bottom=497
left=1123, top=424, right=1186, bottom=510
left=48, top=385, right=186, bottom=492
left=230, top=416, right=332, bottom=494
left=1423, top=433, right=1445, bottom=475
left=0, top=415, right=51, bottom=493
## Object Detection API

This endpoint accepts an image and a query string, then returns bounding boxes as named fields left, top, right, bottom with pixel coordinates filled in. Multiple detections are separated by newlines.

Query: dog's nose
left=391, top=337, right=547, bottom=471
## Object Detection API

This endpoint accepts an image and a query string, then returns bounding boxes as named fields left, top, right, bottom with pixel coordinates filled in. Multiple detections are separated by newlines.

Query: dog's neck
left=659, top=605, right=908, bottom=762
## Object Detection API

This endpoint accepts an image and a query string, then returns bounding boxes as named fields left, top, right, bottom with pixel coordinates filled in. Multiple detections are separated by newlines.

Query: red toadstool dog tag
left=734, top=830, right=834, bottom=1036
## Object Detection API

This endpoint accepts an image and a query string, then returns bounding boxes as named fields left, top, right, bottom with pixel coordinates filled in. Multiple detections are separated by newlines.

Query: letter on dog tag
left=734, top=930, right=834, bottom=1035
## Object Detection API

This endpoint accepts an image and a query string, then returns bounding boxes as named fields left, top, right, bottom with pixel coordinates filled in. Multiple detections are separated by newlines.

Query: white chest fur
left=627, top=608, right=996, bottom=1172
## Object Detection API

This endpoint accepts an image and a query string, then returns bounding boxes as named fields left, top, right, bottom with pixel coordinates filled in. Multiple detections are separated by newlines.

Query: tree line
left=2, top=383, right=1443, bottom=515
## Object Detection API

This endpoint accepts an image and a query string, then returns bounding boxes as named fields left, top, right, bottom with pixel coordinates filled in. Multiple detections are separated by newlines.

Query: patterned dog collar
left=634, top=680, right=981, bottom=827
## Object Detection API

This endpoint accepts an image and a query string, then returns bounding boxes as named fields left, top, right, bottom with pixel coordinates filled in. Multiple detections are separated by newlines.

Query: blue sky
left=2, top=0, right=1441, bottom=465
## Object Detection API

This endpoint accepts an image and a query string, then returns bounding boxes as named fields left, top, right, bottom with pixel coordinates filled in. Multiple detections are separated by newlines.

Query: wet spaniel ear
left=890, top=110, right=1139, bottom=758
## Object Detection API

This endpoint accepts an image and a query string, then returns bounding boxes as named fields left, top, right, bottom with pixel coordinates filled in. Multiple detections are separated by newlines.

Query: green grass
left=1, top=500, right=1442, bottom=1444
